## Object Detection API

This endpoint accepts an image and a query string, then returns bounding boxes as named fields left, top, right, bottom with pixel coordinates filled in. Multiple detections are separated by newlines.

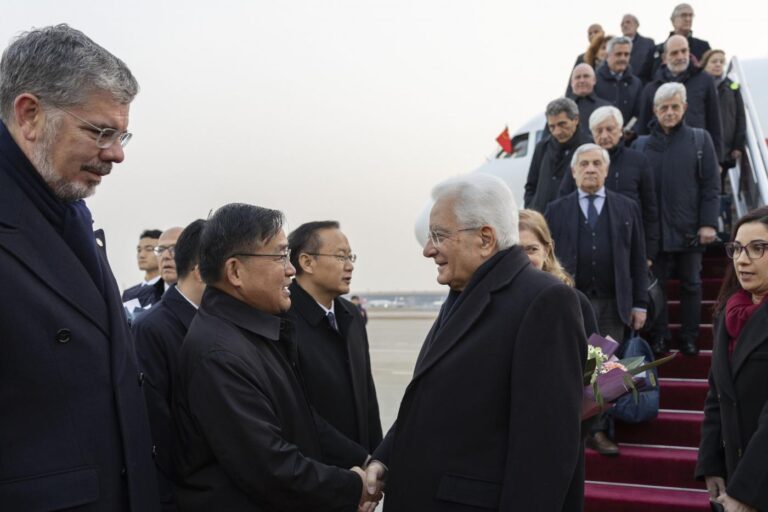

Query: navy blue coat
left=594, top=63, right=643, bottom=124
left=373, top=247, right=586, bottom=511
left=545, top=190, right=649, bottom=325
left=569, top=92, right=612, bottom=134
left=636, top=63, right=723, bottom=160
left=629, top=33, right=655, bottom=82
left=287, top=282, right=382, bottom=453
left=636, top=121, right=720, bottom=252
left=0, top=130, right=159, bottom=510
left=559, top=144, right=660, bottom=259
left=133, top=285, right=197, bottom=511
left=123, top=279, right=165, bottom=308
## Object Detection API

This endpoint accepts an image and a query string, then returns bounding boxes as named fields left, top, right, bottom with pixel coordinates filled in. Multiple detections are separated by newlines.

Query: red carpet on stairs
left=584, top=248, right=726, bottom=511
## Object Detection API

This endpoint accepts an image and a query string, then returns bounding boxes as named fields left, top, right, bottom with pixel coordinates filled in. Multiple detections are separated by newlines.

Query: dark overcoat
left=717, top=77, right=747, bottom=168
left=629, top=33, right=655, bottom=82
left=695, top=304, right=768, bottom=511
left=173, top=287, right=367, bottom=511
left=133, top=285, right=197, bottom=510
left=636, top=121, right=720, bottom=252
left=545, top=190, right=649, bottom=325
left=636, top=62, right=723, bottom=160
left=123, top=279, right=165, bottom=308
left=559, top=144, right=660, bottom=259
left=287, top=281, right=382, bottom=453
left=0, top=127, right=159, bottom=510
left=373, top=247, right=587, bottom=511
left=594, top=63, right=643, bottom=123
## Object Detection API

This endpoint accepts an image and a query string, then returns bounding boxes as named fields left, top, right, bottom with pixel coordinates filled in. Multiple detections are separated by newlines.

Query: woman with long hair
left=696, top=206, right=768, bottom=511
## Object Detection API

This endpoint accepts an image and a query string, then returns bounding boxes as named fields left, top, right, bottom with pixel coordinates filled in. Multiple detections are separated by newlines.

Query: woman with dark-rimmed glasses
left=696, top=206, right=768, bottom=512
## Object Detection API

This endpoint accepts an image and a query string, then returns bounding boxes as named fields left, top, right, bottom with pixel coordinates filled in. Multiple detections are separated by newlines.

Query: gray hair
left=589, top=105, right=624, bottom=131
left=545, top=97, right=579, bottom=121
left=623, top=13, right=639, bottom=25
left=431, top=173, right=519, bottom=249
left=654, top=82, right=687, bottom=106
left=671, top=3, right=693, bottom=20
left=606, top=36, right=633, bottom=54
left=571, top=143, right=610, bottom=169
left=0, top=24, right=138, bottom=121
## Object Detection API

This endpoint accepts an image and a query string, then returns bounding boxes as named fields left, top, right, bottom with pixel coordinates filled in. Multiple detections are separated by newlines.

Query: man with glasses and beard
left=173, top=204, right=379, bottom=511
left=286, top=221, right=382, bottom=456
left=0, top=25, right=158, bottom=511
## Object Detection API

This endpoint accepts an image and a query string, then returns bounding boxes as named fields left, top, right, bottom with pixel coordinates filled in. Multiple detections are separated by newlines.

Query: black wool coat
left=636, top=121, right=720, bottom=252
left=629, top=33, right=655, bottom=82
left=636, top=63, right=723, bottom=161
left=0, top=127, right=159, bottom=511
left=717, top=77, right=747, bottom=167
left=287, top=281, right=382, bottom=453
left=173, top=287, right=367, bottom=511
left=545, top=190, right=649, bottom=325
left=696, top=304, right=768, bottom=511
left=133, top=284, right=197, bottom=511
left=123, top=278, right=165, bottom=308
left=560, top=144, right=660, bottom=259
left=373, top=247, right=587, bottom=511
left=594, top=63, right=643, bottom=124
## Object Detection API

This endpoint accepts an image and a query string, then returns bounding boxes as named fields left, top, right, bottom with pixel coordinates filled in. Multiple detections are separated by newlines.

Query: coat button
left=152, top=445, right=158, bottom=457
left=138, top=372, right=145, bottom=386
left=55, top=328, right=71, bottom=343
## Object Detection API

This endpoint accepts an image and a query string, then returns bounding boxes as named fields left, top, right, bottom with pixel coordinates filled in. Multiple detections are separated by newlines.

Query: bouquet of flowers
left=582, top=334, right=675, bottom=420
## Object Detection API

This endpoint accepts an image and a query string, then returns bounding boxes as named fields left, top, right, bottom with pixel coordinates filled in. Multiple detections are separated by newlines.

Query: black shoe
left=680, top=338, right=699, bottom=356
left=651, top=337, right=668, bottom=356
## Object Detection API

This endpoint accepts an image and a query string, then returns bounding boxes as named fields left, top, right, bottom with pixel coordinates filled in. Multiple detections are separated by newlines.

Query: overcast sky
left=2, top=1, right=766, bottom=292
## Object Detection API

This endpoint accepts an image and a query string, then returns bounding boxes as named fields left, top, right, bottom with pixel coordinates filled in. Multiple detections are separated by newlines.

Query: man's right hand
left=705, top=475, right=726, bottom=500
left=352, top=466, right=383, bottom=512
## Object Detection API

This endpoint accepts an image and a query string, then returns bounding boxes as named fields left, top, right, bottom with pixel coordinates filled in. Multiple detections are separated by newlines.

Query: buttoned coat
left=696, top=305, right=768, bottom=511
left=0, top=129, right=159, bottom=511
left=173, top=287, right=368, bottom=511
left=133, top=285, right=197, bottom=511
left=373, top=247, right=587, bottom=511
left=545, top=190, right=649, bottom=325
left=287, top=281, right=382, bottom=453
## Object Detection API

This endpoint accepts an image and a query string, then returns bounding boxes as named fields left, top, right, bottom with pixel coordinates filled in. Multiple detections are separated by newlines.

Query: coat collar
left=288, top=280, right=353, bottom=334
left=200, top=286, right=281, bottom=341
left=412, top=247, right=530, bottom=381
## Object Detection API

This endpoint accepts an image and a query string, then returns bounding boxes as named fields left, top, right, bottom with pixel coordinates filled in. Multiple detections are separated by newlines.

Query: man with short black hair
left=524, top=97, right=591, bottom=213
left=173, top=204, right=378, bottom=511
left=123, top=228, right=164, bottom=312
left=0, top=24, right=158, bottom=511
left=635, top=83, right=720, bottom=356
left=287, top=221, right=382, bottom=455
left=133, top=219, right=206, bottom=511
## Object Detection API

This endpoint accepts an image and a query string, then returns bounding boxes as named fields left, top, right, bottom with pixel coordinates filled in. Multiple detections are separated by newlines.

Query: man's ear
left=224, top=258, right=243, bottom=288
left=192, top=264, right=204, bottom=284
left=479, top=226, right=497, bottom=256
left=298, top=253, right=315, bottom=275
left=13, top=93, right=46, bottom=142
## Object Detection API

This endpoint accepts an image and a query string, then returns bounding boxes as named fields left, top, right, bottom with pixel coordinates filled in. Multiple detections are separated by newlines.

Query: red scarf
left=725, top=289, right=768, bottom=356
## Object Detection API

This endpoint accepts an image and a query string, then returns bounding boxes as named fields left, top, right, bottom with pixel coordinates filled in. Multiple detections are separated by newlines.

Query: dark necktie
left=587, top=194, right=599, bottom=229
left=327, top=311, right=339, bottom=332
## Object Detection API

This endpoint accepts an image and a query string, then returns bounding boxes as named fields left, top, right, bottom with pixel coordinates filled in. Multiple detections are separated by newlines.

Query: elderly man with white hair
left=546, top=142, right=648, bottom=455
left=636, top=34, right=723, bottom=160
left=365, top=173, right=587, bottom=511
left=560, top=106, right=659, bottom=260
left=635, top=82, right=720, bottom=357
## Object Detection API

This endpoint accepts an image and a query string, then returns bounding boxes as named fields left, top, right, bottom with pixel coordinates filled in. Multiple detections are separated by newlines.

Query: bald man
left=568, top=63, right=611, bottom=134
left=636, top=35, right=722, bottom=159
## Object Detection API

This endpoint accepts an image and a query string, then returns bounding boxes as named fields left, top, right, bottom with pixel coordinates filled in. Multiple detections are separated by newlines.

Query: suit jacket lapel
left=411, top=248, right=529, bottom=382
left=335, top=299, right=368, bottom=442
left=731, top=303, right=768, bottom=378
left=0, top=197, right=109, bottom=335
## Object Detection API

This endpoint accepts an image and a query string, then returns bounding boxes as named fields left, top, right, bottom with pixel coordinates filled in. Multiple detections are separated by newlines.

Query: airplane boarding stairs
left=584, top=56, right=768, bottom=512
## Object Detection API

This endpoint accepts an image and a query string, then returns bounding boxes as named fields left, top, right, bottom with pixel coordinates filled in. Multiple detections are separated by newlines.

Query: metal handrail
left=729, top=56, right=768, bottom=214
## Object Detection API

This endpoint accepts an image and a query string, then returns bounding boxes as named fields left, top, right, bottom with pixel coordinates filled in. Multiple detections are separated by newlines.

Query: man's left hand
left=631, top=310, right=647, bottom=331
left=716, top=492, right=757, bottom=512
left=698, top=226, right=717, bottom=246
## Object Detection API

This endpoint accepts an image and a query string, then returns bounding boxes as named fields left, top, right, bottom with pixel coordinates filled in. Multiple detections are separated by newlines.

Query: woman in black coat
left=702, top=50, right=747, bottom=175
left=696, top=206, right=768, bottom=511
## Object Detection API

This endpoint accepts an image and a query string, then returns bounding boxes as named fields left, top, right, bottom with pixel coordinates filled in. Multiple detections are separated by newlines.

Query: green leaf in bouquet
left=625, top=352, right=677, bottom=376
left=584, top=357, right=598, bottom=386
left=623, top=373, right=639, bottom=403
left=616, top=355, right=646, bottom=372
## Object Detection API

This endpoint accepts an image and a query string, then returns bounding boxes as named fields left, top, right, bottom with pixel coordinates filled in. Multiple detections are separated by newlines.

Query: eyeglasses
left=153, top=244, right=176, bottom=257
left=304, top=253, right=357, bottom=264
left=230, top=249, right=292, bottom=267
left=725, top=241, right=768, bottom=260
left=427, top=227, right=479, bottom=247
left=50, top=105, right=132, bottom=149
